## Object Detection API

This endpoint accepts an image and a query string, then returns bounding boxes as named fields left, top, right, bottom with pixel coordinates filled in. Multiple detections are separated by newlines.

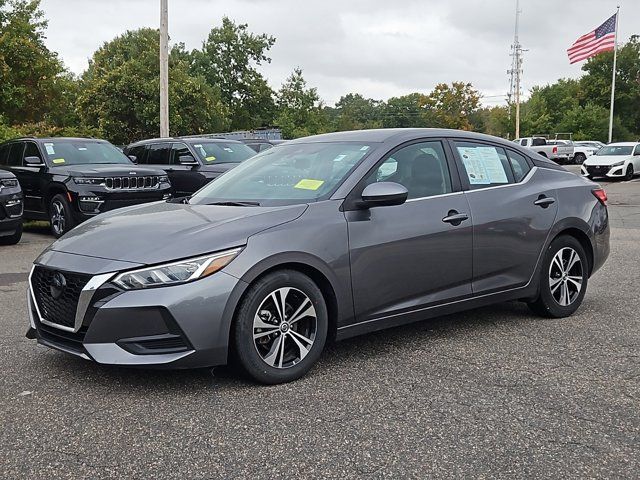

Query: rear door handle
left=442, top=210, right=469, bottom=226
left=534, top=196, right=556, bottom=208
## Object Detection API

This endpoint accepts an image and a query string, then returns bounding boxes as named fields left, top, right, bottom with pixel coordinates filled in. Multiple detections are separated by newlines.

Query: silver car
left=26, top=129, right=610, bottom=384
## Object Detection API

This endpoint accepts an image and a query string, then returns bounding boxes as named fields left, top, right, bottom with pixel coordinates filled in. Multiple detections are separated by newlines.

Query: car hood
left=584, top=155, right=632, bottom=166
left=198, top=163, right=240, bottom=175
left=50, top=164, right=166, bottom=176
left=48, top=202, right=307, bottom=265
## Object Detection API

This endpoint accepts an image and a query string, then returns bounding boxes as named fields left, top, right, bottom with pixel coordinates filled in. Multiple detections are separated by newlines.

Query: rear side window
left=147, top=144, right=171, bottom=164
left=8, top=143, right=24, bottom=166
left=506, top=150, right=531, bottom=182
left=454, top=141, right=515, bottom=190
left=0, top=144, right=10, bottom=165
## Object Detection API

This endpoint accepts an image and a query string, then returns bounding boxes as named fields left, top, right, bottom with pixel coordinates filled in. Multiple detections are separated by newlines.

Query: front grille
left=105, top=176, right=161, bottom=190
left=37, top=321, right=87, bottom=355
left=31, top=267, right=91, bottom=329
left=586, top=166, right=610, bottom=175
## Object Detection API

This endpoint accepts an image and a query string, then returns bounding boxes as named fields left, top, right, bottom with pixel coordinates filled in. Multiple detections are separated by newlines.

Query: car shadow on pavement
left=30, top=300, right=541, bottom=391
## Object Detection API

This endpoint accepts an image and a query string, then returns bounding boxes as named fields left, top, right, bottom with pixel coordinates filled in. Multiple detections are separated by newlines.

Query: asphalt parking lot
left=1, top=167, right=639, bottom=478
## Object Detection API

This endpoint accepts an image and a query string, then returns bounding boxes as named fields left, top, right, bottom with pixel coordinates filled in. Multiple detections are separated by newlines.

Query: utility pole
left=508, top=0, right=524, bottom=139
left=159, top=0, right=169, bottom=138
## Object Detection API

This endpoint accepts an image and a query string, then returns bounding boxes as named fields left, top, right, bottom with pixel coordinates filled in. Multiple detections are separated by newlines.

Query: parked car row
left=581, top=142, right=640, bottom=180
left=0, top=135, right=267, bottom=238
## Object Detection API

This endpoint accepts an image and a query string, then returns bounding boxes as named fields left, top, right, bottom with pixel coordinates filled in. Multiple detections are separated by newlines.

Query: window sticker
left=223, top=147, right=234, bottom=152
left=52, top=158, right=65, bottom=164
left=333, top=154, right=347, bottom=162
left=45, top=143, right=55, bottom=155
left=360, top=146, right=370, bottom=151
left=205, top=156, right=216, bottom=162
left=78, top=147, right=87, bottom=151
left=457, top=146, right=508, bottom=184
left=294, top=179, right=324, bottom=190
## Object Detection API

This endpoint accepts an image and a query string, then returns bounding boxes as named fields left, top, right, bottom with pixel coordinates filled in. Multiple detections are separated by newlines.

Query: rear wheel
left=573, top=153, right=586, bottom=164
left=49, top=194, right=76, bottom=238
left=0, top=221, right=22, bottom=245
left=233, top=270, right=328, bottom=384
left=527, top=235, right=588, bottom=318
left=624, top=164, right=634, bottom=181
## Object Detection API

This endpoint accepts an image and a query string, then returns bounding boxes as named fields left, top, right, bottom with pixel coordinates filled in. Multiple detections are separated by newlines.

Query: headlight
left=112, top=247, right=242, bottom=290
left=611, top=161, right=625, bottom=167
left=0, top=178, right=19, bottom=188
left=73, top=177, right=106, bottom=185
left=159, top=175, right=169, bottom=183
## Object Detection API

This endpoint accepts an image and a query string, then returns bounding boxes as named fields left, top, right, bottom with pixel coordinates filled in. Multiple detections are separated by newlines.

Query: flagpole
left=608, top=6, right=620, bottom=143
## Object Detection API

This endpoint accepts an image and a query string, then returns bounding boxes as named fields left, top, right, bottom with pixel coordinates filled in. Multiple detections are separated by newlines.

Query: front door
left=346, top=140, right=473, bottom=325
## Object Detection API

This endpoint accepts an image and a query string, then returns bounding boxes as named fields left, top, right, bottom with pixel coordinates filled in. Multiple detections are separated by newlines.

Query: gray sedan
left=26, top=129, right=610, bottom=384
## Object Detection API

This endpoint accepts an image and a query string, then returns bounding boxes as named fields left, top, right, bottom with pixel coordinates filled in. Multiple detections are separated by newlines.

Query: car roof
left=128, top=137, right=244, bottom=146
left=285, top=128, right=523, bottom=148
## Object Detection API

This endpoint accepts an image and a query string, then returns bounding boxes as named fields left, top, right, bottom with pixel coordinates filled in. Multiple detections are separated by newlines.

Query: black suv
left=0, top=170, right=23, bottom=245
left=0, top=137, right=171, bottom=237
left=124, top=137, right=256, bottom=197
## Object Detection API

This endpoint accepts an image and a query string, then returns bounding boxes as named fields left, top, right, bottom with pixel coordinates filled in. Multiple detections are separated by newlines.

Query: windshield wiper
left=206, top=201, right=261, bottom=207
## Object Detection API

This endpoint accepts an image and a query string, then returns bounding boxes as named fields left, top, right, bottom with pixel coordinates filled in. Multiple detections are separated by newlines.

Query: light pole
left=159, top=0, right=169, bottom=137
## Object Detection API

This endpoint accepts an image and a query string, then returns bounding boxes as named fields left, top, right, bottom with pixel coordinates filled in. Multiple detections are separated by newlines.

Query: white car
left=581, top=142, right=640, bottom=180
left=571, top=141, right=601, bottom=164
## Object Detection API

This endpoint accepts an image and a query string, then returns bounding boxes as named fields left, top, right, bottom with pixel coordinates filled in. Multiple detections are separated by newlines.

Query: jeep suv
left=0, top=170, right=23, bottom=244
left=124, top=137, right=256, bottom=197
left=0, top=138, right=171, bottom=237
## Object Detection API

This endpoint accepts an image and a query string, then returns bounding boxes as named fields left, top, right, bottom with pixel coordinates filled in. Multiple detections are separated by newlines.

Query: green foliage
left=191, top=17, right=276, bottom=130
left=276, top=68, right=328, bottom=139
left=77, top=28, right=227, bottom=145
left=0, top=0, right=71, bottom=125
left=381, top=93, right=429, bottom=128
left=425, top=82, right=481, bottom=130
left=333, top=94, right=383, bottom=130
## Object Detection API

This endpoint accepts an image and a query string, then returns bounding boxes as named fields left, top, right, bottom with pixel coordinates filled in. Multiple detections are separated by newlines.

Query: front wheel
left=233, top=270, right=328, bottom=384
left=624, top=164, right=634, bottom=181
left=49, top=194, right=76, bottom=238
left=0, top=221, right=22, bottom=245
left=573, top=153, right=586, bottom=164
left=527, top=235, right=588, bottom=318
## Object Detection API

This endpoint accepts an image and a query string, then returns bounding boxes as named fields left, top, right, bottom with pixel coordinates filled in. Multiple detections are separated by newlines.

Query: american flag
left=567, top=13, right=617, bottom=64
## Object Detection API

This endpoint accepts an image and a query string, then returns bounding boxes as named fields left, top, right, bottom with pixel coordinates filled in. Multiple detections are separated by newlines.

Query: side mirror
left=179, top=155, right=198, bottom=165
left=128, top=155, right=137, bottom=163
left=360, top=182, right=408, bottom=208
left=24, top=156, right=45, bottom=167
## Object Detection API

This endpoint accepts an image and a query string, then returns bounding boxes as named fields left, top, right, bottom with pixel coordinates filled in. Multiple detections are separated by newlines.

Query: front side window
left=634, top=145, right=640, bottom=156
left=366, top=141, right=452, bottom=199
left=454, top=141, right=515, bottom=189
left=190, top=141, right=256, bottom=164
left=171, top=143, right=191, bottom=164
left=42, top=140, right=131, bottom=166
left=23, top=142, right=42, bottom=163
left=190, top=142, right=374, bottom=206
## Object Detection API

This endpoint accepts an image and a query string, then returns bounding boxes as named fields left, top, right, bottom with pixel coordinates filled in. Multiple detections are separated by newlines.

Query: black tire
left=233, top=270, right=328, bottom=384
left=0, top=221, right=22, bottom=245
left=49, top=193, right=76, bottom=238
left=527, top=235, right=588, bottom=318
left=573, top=153, right=586, bottom=164
left=624, top=164, right=634, bottom=181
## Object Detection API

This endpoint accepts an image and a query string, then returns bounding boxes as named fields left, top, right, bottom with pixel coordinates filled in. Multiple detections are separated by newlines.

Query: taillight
left=552, top=146, right=558, bottom=154
left=592, top=188, right=607, bottom=205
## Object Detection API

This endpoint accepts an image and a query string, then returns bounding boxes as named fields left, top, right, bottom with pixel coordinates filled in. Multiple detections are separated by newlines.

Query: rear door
left=19, top=141, right=47, bottom=213
left=450, top=139, right=558, bottom=294
left=346, top=139, right=473, bottom=325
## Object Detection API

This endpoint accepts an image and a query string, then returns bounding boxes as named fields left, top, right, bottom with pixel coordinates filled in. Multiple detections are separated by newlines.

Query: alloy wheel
left=548, top=247, right=583, bottom=307
left=252, top=287, right=317, bottom=369
left=51, top=200, right=66, bottom=236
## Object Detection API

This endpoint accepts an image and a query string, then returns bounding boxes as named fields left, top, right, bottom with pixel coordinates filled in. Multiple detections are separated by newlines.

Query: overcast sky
left=39, top=0, right=637, bottom=106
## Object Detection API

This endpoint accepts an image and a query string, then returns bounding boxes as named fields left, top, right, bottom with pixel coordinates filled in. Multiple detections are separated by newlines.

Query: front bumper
left=27, top=258, right=248, bottom=368
left=581, top=164, right=626, bottom=178
left=0, top=193, right=23, bottom=235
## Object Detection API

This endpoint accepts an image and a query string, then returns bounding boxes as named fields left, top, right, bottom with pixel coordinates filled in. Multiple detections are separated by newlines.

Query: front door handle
left=534, top=195, right=556, bottom=208
left=442, top=210, right=469, bottom=226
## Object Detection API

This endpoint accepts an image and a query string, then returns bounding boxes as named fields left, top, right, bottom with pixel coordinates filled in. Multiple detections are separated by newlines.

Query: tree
left=0, top=0, right=71, bottom=125
left=381, top=93, right=429, bottom=128
left=333, top=93, right=383, bottom=131
left=77, top=28, right=228, bottom=145
left=425, top=82, right=480, bottom=130
left=276, top=68, right=328, bottom=139
left=192, top=17, right=276, bottom=130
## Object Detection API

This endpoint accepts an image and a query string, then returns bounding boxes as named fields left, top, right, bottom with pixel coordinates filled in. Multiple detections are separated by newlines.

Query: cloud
left=39, top=0, right=637, bottom=105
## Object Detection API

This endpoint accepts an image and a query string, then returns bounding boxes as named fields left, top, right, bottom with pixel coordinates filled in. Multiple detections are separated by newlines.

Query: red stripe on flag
left=569, top=41, right=615, bottom=64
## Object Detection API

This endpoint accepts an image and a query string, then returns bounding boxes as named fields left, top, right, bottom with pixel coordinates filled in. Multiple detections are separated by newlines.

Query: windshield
left=189, top=142, right=374, bottom=206
left=595, top=145, right=633, bottom=156
left=190, top=141, right=256, bottom=164
left=43, top=140, right=132, bottom=166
